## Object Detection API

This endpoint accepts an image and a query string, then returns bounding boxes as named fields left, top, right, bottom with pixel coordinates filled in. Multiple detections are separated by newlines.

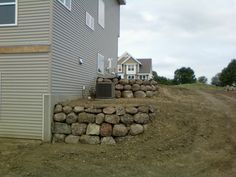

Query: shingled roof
left=137, top=59, right=152, bottom=73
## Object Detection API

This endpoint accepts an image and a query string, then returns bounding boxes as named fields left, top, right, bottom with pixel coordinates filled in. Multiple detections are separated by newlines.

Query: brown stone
left=103, top=107, right=116, bottom=115
left=115, top=84, right=124, bottom=90
left=71, top=123, right=87, bottom=136
left=126, top=107, right=138, bottom=114
left=124, top=85, right=132, bottom=90
left=119, top=79, right=129, bottom=85
left=146, top=85, right=153, bottom=91
left=132, top=84, right=141, bottom=91
left=115, top=90, right=122, bottom=98
left=134, top=91, right=146, bottom=98
left=63, top=105, right=73, bottom=114
left=122, top=91, right=134, bottom=98
left=140, top=85, right=147, bottom=91
left=54, top=104, right=63, bottom=113
left=113, top=124, right=128, bottom=137
left=105, top=115, right=120, bottom=124
left=100, top=123, right=113, bottom=137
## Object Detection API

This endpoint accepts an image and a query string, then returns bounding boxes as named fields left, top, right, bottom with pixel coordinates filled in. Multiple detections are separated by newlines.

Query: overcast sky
left=118, top=0, right=236, bottom=81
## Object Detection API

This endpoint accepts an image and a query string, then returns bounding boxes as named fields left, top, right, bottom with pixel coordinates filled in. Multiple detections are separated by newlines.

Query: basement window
left=58, top=0, right=71, bottom=11
left=0, top=0, right=17, bottom=26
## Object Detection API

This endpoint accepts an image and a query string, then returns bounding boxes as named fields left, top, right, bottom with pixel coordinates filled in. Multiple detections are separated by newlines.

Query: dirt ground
left=0, top=85, right=236, bottom=177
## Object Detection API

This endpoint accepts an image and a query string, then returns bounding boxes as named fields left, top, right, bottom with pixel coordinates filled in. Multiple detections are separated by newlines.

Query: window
left=140, top=75, right=146, bottom=80
left=97, top=53, right=104, bottom=74
left=128, top=65, right=134, bottom=71
left=128, top=75, right=135, bottom=80
left=98, top=0, right=105, bottom=28
left=117, top=65, right=122, bottom=72
left=58, top=0, right=71, bottom=11
left=86, top=12, right=94, bottom=30
left=0, top=0, right=17, bottom=26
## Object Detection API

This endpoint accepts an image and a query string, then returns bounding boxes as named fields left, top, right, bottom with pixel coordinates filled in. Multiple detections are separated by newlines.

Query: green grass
left=174, top=83, right=224, bottom=90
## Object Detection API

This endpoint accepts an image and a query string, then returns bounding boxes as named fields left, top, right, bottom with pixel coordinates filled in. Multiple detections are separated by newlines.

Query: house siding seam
left=51, top=0, right=120, bottom=99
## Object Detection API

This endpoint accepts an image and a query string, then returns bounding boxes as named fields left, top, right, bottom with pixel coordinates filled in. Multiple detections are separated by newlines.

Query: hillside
left=0, top=85, right=236, bottom=177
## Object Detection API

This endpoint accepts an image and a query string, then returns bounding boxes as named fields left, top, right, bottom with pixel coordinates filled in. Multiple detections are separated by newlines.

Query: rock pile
left=52, top=104, right=156, bottom=145
left=97, top=78, right=158, bottom=98
left=225, top=85, right=236, bottom=92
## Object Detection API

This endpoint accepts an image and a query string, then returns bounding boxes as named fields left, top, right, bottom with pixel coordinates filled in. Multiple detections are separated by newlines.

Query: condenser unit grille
left=96, top=82, right=115, bottom=99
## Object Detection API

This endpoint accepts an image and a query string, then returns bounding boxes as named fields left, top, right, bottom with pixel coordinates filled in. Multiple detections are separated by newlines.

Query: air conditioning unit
left=96, top=82, right=115, bottom=99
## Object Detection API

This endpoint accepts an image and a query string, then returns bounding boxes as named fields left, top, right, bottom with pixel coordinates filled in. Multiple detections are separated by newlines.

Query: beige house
left=117, top=52, right=153, bottom=80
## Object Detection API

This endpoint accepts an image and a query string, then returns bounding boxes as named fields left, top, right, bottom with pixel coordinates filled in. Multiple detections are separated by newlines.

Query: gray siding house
left=0, top=0, right=125, bottom=141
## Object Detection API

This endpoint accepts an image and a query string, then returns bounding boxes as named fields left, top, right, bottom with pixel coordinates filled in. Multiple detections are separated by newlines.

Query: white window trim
left=57, top=0, right=71, bottom=11
left=86, top=12, right=95, bottom=31
left=97, top=53, right=105, bottom=74
left=98, top=0, right=105, bottom=28
left=0, top=0, right=18, bottom=27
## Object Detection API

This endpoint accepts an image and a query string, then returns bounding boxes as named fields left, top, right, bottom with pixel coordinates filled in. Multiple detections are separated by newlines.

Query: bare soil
left=0, top=86, right=236, bottom=177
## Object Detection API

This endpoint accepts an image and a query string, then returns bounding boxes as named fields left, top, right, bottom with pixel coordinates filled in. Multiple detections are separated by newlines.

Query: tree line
left=153, top=59, right=236, bottom=86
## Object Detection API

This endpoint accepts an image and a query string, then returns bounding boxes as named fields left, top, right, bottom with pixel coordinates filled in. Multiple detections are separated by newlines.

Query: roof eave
left=118, top=0, right=126, bottom=5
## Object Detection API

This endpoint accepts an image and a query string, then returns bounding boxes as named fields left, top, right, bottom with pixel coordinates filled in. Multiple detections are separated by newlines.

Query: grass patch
left=174, top=83, right=224, bottom=90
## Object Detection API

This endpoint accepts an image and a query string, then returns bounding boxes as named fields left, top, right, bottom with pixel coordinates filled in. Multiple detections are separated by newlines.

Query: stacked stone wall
left=52, top=104, right=156, bottom=144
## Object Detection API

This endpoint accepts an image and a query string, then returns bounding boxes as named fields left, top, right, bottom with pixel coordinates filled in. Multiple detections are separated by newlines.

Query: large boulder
left=129, top=80, right=136, bottom=85
left=120, top=114, right=134, bottom=125
left=54, top=113, right=66, bottom=122
left=80, top=135, right=100, bottom=144
left=97, top=77, right=104, bottom=82
left=86, top=124, right=100, bottom=135
left=73, top=106, right=84, bottom=113
left=52, top=134, right=65, bottom=143
left=140, top=85, right=147, bottom=91
left=152, top=85, right=157, bottom=91
left=124, top=85, right=132, bottom=90
left=113, top=124, right=128, bottom=137
left=103, top=107, right=116, bottom=115
left=130, top=124, right=144, bottom=135
left=100, top=123, right=113, bottom=137
left=112, top=78, right=119, bottom=84
left=126, top=107, right=138, bottom=114
left=150, top=80, right=158, bottom=85
left=143, top=80, right=150, bottom=85
left=116, top=106, right=126, bottom=116
left=122, top=91, right=134, bottom=98
left=54, top=104, right=63, bottom=113
left=135, top=80, right=143, bottom=85
left=101, top=137, right=116, bottom=145
left=105, top=115, right=120, bottom=124
left=66, top=112, right=78, bottom=124
left=115, top=84, right=124, bottom=90
left=134, top=91, right=146, bottom=98
left=71, top=123, right=87, bottom=136
left=146, top=91, right=154, bottom=98
left=138, top=106, right=149, bottom=113
left=134, top=113, right=150, bottom=124
left=65, top=135, right=80, bottom=144
left=85, top=108, right=102, bottom=114
left=104, top=78, right=112, bottom=83
left=96, top=113, right=105, bottom=125
left=132, top=84, right=141, bottom=92
left=115, top=90, right=122, bottom=98
left=119, top=79, right=129, bottom=85
left=63, top=106, right=73, bottom=114
left=54, top=123, right=71, bottom=134
left=78, top=112, right=95, bottom=123
left=146, top=85, right=153, bottom=91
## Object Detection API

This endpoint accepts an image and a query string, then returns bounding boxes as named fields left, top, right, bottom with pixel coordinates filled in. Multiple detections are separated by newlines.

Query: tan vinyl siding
left=0, top=54, right=49, bottom=139
left=0, top=0, right=51, bottom=46
left=51, top=0, right=120, bottom=99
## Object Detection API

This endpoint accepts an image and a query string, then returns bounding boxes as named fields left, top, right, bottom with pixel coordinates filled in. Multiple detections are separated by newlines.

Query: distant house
left=117, top=52, right=153, bottom=80
left=0, top=0, right=126, bottom=141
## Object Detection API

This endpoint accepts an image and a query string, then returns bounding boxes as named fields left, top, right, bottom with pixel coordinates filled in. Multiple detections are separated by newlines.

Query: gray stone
left=53, top=134, right=65, bottom=143
left=130, top=124, right=144, bottom=135
left=116, top=106, right=125, bottom=116
left=122, top=91, right=134, bottom=98
left=97, top=77, right=104, bottom=82
left=54, top=104, right=63, bottom=113
left=134, top=113, right=150, bottom=124
left=134, top=91, right=146, bottom=98
left=86, top=124, right=100, bottom=135
left=105, top=115, right=120, bottom=124
left=138, top=106, right=149, bottom=113
left=126, top=107, right=138, bottom=114
left=135, top=80, right=143, bottom=85
left=85, top=108, right=102, bottom=114
left=140, top=85, right=147, bottom=91
left=143, top=80, right=150, bottom=85
left=113, top=124, right=128, bottom=137
left=112, top=78, right=119, bottom=84
left=71, top=123, right=87, bottom=136
left=115, top=84, right=124, bottom=90
left=119, top=79, right=129, bottom=85
left=146, top=85, right=153, bottom=91
left=149, top=113, right=156, bottom=121
left=124, top=85, right=132, bottom=90
left=54, top=112, right=66, bottom=122
left=65, top=135, right=80, bottom=144
left=149, top=105, right=155, bottom=113
left=120, top=114, right=134, bottom=125
left=63, top=106, right=73, bottom=114
left=104, top=78, right=112, bottom=83
left=80, top=135, right=100, bottom=144
left=100, top=123, right=112, bottom=137
left=146, top=91, right=154, bottom=98
left=152, top=85, right=157, bottom=91
left=54, top=123, right=71, bottom=134
left=103, top=107, right=116, bottom=115
left=78, top=112, right=95, bottom=123
left=66, top=112, right=78, bottom=124
left=129, top=80, right=136, bottom=85
left=73, top=106, right=84, bottom=113
left=132, top=84, right=141, bottom=91
left=96, top=113, right=105, bottom=124
left=101, top=137, right=116, bottom=145
left=115, top=90, right=122, bottom=98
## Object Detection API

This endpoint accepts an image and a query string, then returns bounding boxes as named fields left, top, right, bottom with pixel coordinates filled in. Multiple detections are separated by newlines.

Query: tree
left=152, top=71, right=173, bottom=85
left=173, top=67, right=196, bottom=84
left=219, top=59, right=236, bottom=86
left=211, top=73, right=221, bottom=86
left=198, top=76, right=208, bottom=84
